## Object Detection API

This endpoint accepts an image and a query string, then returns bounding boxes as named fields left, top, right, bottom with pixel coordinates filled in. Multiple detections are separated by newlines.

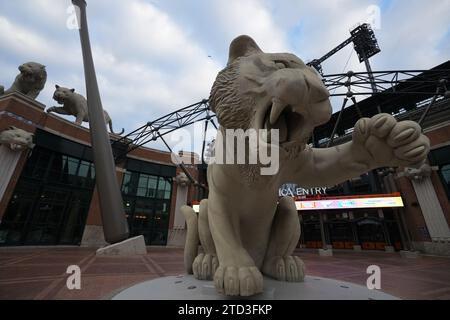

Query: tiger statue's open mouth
left=259, top=93, right=331, bottom=153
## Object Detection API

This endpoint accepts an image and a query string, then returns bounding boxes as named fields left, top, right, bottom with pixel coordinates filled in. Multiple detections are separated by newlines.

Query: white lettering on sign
left=279, top=187, right=327, bottom=197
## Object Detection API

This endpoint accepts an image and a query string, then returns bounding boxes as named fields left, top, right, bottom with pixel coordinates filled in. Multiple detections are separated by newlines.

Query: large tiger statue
left=181, top=35, right=430, bottom=297
left=0, top=62, right=47, bottom=99
left=47, top=85, right=124, bottom=135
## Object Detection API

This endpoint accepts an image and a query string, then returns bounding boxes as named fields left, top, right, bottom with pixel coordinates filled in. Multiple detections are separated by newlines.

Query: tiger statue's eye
left=274, top=61, right=288, bottom=69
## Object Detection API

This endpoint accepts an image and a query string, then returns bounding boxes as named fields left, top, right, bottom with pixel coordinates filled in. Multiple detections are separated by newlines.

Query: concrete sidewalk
left=0, top=247, right=449, bottom=300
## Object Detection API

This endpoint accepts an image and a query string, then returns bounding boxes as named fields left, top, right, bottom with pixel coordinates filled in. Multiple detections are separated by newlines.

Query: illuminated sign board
left=295, top=196, right=404, bottom=211
left=192, top=196, right=403, bottom=213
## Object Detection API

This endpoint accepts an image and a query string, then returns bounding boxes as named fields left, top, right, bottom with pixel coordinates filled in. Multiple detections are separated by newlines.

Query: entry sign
left=295, top=196, right=404, bottom=211
left=279, top=186, right=327, bottom=197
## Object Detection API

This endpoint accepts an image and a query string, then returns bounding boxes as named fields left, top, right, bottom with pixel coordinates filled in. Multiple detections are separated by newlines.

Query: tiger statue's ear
left=228, top=35, right=263, bottom=65
left=55, top=84, right=60, bottom=89
left=70, top=88, right=75, bottom=93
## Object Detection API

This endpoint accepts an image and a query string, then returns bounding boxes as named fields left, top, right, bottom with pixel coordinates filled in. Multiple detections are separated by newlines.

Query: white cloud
left=0, top=16, right=79, bottom=67
left=376, top=0, right=450, bottom=69
left=0, top=0, right=223, bottom=134
left=209, top=0, right=290, bottom=54
left=85, top=0, right=223, bottom=114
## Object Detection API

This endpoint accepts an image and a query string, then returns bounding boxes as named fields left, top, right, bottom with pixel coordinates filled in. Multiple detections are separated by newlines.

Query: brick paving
left=0, top=247, right=449, bottom=300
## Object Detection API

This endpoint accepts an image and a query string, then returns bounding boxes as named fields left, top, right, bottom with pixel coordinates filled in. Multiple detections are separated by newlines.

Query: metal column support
left=350, top=217, right=360, bottom=246
left=381, top=219, right=392, bottom=247
left=326, top=97, right=348, bottom=147
left=319, top=212, right=327, bottom=250
left=398, top=208, right=415, bottom=251
left=418, top=80, right=447, bottom=127
left=157, top=132, right=208, bottom=204
left=201, top=120, right=209, bottom=164
left=350, top=96, right=363, bottom=118
left=361, top=50, right=382, bottom=114
left=157, top=132, right=198, bottom=186
left=393, top=208, right=410, bottom=251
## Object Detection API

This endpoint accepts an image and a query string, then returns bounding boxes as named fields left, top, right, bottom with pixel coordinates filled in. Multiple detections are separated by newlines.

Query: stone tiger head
left=209, top=35, right=332, bottom=158
left=53, top=85, right=76, bottom=105
left=0, top=126, right=35, bottom=150
left=18, top=62, right=47, bottom=88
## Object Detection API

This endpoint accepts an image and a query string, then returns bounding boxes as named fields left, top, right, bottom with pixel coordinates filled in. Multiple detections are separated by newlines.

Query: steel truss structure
left=323, top=69, right=450, bottom=97
left=308, top=23, right=380, bottom=76
left=112, top=99, right=214, bottom=161
left=112, top=68, right=449, bottom=161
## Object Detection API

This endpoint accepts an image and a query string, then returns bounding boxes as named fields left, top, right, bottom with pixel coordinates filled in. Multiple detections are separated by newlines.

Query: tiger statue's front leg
left=262, top=196, right=305, bottom=282
left=182, top=197, right=264, bottom=297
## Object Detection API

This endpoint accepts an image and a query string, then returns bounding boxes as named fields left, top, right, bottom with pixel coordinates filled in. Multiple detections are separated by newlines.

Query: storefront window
left=327, top=220, right=354, bottom=249
left=356, top=218, right=386, bottom=250
left=157, top=178, right=172, bottom=199
left=0, top=147, right=95, bottom=246
left=121, top=170, right=172, bottom=245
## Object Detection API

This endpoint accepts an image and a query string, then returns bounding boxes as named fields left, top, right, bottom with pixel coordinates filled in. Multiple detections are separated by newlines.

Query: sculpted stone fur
left=47, top=85, right=124, bottom=135
left=182, top=35, right=430, bottom=297
left=0, top=62, right=47, bottom=99
left=0, top=126, right=35, bottom=150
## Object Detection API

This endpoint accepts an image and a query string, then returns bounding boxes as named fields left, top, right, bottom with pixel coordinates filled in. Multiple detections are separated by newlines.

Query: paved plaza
left=0, top=247, right=449, bottom=300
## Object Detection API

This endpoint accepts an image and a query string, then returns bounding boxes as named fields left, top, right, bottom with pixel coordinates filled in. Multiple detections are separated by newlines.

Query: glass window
left=122, top=172, right=132, bottom=194
left=137, top=175, right=148, bottom=197
left=0, top=147, right=95, bottom=246
left=157, top=177, right=172, bottom=199
left=65, top=156, right=80, bottom=176
left=147, top=176, right=158, bottom=198
left=120, top=169, right=172, bottom=245
left=23, top=148, right=52, bottom=180
left=78, top=161, right=90, bottom=177
left=121, top=171, right=164, bottom=199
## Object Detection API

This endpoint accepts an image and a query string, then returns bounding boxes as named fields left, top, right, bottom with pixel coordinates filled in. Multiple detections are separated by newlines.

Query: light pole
left=72, top=0, right=129, bottom=243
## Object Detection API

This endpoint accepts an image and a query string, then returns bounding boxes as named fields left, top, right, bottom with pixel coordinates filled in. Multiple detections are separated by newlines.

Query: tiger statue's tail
left=182, top=200, right=217, bottom=276
left=108, top=120, right=125, bottom=135
left=181, top=205, right=199, bottom=274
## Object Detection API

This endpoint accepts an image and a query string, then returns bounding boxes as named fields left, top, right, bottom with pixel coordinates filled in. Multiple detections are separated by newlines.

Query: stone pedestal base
left=96, top=235, right=147, bottom=256
left=400, top=250, right=421, bottom=259
left=384, top=246, right=395, bottom=253
left=112, top=275, right=399, bottom=300
left=353, top=245, right=362, bottom=251
left=81, top=225, right=108, bottom=247
left=318, top=249, right=333, bottom=256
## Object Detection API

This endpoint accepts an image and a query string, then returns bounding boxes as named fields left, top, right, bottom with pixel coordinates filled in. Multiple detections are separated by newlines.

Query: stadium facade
left=0, top=62, right=449, bottom=256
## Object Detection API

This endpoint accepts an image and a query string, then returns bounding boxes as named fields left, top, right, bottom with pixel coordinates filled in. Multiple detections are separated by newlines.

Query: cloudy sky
left=1, top=0, right=449, bottom=153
